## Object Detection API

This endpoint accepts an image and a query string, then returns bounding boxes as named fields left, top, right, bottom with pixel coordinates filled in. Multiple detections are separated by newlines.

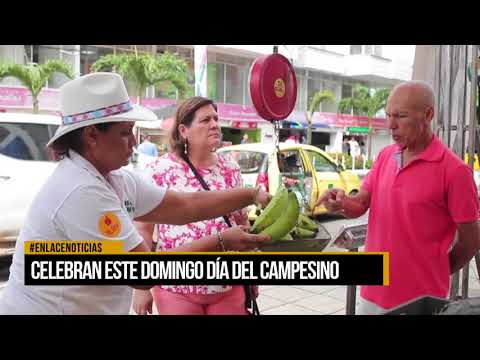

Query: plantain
left=251, top=185, right=288, bottom=234
left=297, top=213, right=318, bottom=232
left=259, top=191, right=300, bottom=241
left=280, top=233, right=293, bottom=241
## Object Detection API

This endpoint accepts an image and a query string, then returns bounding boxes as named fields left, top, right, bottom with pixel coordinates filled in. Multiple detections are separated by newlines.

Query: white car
left=0, top=112, right=60, bottom=257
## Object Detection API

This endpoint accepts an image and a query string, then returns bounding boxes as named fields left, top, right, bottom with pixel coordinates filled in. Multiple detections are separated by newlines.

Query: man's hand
left=315, top=188, right=346, bottom=214
left=315, top=188, right=370, bottom=218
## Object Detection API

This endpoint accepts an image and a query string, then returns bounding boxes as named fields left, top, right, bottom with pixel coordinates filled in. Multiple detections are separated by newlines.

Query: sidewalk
left=256, top=258, right=480, bottom=315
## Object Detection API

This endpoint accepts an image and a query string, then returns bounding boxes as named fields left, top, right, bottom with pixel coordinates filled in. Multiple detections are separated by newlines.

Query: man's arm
left=135, top=188, right=270, bottom=225
left=449, top=221, right=480, bottom=274
left=341, top=190, right=371, bottom=218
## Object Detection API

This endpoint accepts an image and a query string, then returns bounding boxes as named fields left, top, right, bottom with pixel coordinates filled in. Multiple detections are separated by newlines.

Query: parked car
left=217, top=142, right=361, bottom=220
left=0, top=112, right=60, bottom=257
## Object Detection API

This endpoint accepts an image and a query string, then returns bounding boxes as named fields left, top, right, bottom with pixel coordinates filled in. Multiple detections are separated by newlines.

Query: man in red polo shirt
left=317, top=80, right=480, bottom=314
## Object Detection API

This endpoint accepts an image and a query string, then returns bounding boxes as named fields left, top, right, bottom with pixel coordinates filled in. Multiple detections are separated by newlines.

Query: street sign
left=347, top=126, right=369, bottom=133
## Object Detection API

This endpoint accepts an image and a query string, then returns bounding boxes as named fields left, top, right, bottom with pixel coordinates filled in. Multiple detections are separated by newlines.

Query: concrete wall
left=371, top=131, right=392, bottom=158
left=213, top=45, right=415, bottom=83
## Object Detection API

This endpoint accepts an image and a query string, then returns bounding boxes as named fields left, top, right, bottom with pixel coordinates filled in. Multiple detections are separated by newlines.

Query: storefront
left=215, top=103, right=270, bottom=145
left=282, top=109, right=390, bottom=153
left=0, top=86, right=390, bottom=156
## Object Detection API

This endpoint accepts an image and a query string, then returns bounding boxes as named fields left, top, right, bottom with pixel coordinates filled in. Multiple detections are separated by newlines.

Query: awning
left=134, top=117, right=174, bottom=130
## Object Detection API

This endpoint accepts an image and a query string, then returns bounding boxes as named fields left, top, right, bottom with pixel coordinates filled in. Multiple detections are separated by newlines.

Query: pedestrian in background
left=137, top=134, right=158, bottom=157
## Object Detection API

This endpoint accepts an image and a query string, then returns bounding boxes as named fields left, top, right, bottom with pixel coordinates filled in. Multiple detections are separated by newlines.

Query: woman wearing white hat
left=0, top=72, right=271, bottom=315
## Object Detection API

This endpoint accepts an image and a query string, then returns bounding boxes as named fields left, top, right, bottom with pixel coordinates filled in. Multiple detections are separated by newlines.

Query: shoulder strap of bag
left=182, top=153, right=232, bottom=227
left=181, top=153, right=260, bottom=315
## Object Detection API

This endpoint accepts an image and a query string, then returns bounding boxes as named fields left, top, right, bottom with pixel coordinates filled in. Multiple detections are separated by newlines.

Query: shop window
left=312, top=132, right=331, bottom=150
left=37, top=46, right=75, bottom=88
left=80, top=46, right=117, bottom=76
left=321, top=82, right=338, bottom=113
left=225, top=64, right=244, bottom=105
left=295, top=73, right=306, bottom=111
left=350, top=45, right=362, bottom=55
left=350, top=45, right=383, bottom=57
left=23, top=45, right=39, bottom=64
left=307, top=77, right=322, bottom=109
left=215, top=63, right=225, bottom=103
left=342, top=84, right=353, bottom=99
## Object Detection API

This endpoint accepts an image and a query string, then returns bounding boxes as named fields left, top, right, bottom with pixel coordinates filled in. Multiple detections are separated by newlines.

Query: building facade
left=0, top=45, right=415, bottom=156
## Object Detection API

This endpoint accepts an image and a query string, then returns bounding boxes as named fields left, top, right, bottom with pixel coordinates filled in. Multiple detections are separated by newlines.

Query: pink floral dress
left=144, top=152, right=243, bottom=295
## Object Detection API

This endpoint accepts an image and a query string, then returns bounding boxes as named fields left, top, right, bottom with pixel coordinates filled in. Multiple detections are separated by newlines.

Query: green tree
left=305, top=90, right=336, bottom=145
left=338, top=84, right=390, bottom=160
left=0, top=60, right=74, bottom=114
left=91, top=48, right=190, bottom=104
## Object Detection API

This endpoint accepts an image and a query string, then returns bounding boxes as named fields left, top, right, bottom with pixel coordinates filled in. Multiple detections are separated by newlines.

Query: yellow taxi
left=217, top=142, right=361, bottom=219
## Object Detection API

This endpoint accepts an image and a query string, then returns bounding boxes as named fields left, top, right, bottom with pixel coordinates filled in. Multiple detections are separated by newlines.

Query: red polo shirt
left=361, top=135, right=479, bottom=309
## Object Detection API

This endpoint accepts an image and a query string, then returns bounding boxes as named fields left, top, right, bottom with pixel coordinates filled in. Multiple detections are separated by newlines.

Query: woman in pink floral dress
left=132, top=97, right=264, bottom=315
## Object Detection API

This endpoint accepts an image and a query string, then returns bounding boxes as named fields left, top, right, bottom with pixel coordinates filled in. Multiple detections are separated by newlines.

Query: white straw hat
left=47, top=72, right=157, bottom=147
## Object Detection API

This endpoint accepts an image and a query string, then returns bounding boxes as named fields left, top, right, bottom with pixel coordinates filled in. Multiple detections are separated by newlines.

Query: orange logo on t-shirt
left=98, top=212, right=122, bottom=238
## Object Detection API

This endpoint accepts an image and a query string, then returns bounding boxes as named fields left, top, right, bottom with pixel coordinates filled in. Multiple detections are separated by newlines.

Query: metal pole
left=345, top=247, right=358, bottom=315
left=464, top=46, right=479, bottom=298
left=475, top=252, right=480, bottom=281
left=450, top=271, right=460, bottom=300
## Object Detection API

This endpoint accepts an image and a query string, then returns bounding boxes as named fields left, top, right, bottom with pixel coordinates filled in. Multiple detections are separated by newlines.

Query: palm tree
left=0, top=60, right=74, bottom=114
left=338, top=84, right=390, bottom=160
left=305, top=90, right=336, bottom=145
left=91, top=48, right=190, bottom=105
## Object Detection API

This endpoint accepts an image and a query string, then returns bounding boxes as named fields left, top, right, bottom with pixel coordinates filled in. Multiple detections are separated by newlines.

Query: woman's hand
left=253, top=187, right=272, bottom=209
left=231, top=209, right=249, bottom=226
left=132, top=289, right=153, bottom=315
left=221, top=225, right=272, bottom=251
